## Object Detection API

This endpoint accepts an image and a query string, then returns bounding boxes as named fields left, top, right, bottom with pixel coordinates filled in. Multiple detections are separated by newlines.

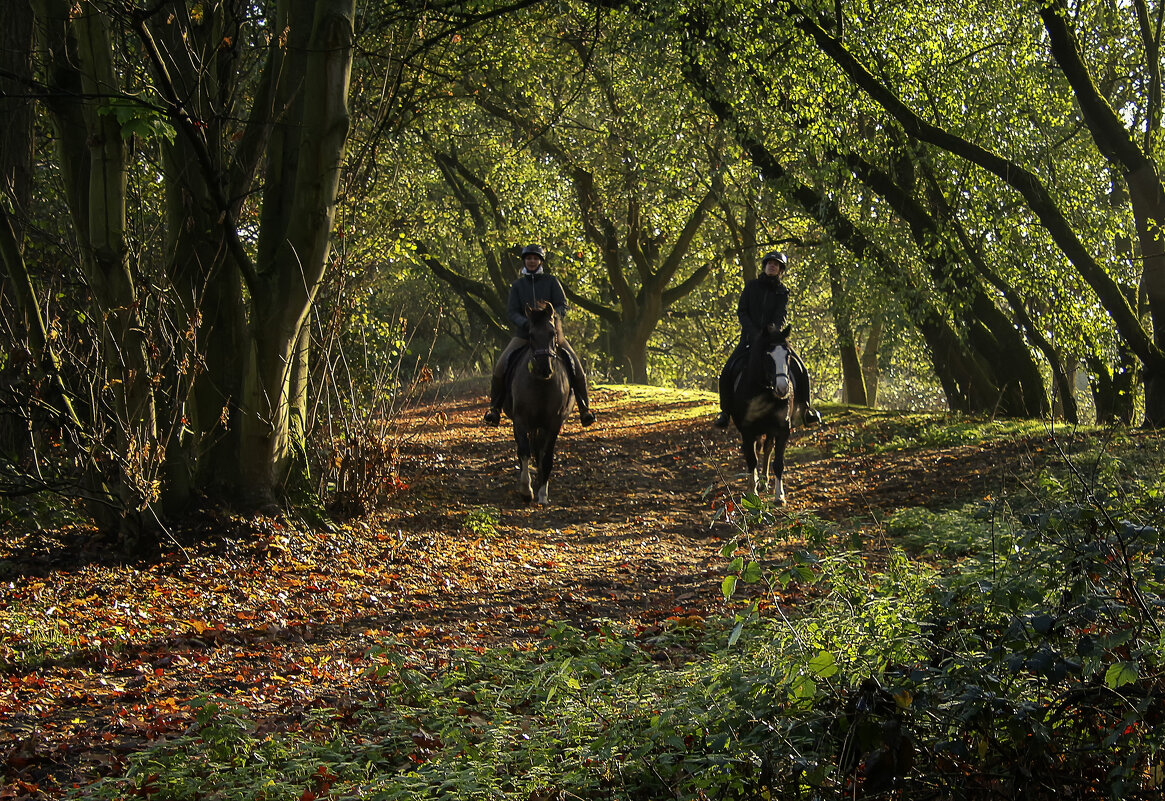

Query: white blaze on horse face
left=769, top=344, right=791, bottom=398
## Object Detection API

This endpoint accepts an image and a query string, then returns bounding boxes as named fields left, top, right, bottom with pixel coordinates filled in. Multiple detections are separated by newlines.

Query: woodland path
left=0, top=385, right=1038, bottom=797
left=390, top=383, right=1035, bottom=633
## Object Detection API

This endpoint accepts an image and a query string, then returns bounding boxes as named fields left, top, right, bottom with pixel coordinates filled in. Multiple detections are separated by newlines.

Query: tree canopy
left=4, top=0, right=1165, bottom=536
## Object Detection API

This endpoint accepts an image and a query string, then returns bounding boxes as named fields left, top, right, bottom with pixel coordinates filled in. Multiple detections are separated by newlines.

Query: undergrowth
left=79, top=424, right=1165, bottom=800
left=823, top=410, right=1073, bottom=456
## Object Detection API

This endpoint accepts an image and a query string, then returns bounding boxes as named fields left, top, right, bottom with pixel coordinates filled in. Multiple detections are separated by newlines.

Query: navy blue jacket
left=737, top=274, right=789, bottom=344
left=507, top=269, right=568, bottom=336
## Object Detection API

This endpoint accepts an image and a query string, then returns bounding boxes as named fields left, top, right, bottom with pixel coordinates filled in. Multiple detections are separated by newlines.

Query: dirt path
left=389, top=384, right=1033, bottom=632
left=0, top=386, right=1039, bottom=798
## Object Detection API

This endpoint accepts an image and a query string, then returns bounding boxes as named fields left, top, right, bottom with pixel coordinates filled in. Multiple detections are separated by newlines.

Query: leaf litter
left=0, top=386, right=1049, bottom=798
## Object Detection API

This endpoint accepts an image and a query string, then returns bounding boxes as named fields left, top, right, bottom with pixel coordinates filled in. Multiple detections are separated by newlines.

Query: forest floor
left=0, top=384, right=1053, bottom=798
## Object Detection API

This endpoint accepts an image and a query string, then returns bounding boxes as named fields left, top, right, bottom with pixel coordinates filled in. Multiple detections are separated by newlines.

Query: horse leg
left=742, top=434, right=761, bottom=495
left=772, top=429, right=790, bottom=505
left=514, top=424, right=534, bottom=501
left=533, top=427, right=563, bottom=505
left=759, top=433, right=776, bottom=492
left=527, top=429, right=547, bottom=505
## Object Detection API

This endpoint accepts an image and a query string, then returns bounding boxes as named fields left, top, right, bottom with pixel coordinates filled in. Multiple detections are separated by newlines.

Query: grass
left=0, top=613, right=73, bottom=669
left=819, top=406, right=1095, bottom=456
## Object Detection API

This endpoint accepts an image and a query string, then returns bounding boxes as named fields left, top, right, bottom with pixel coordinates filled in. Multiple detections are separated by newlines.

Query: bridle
left=527, top=309, right=560, bottom=372
left=766, top=341, right=792, bottom=396
left=532, top=340, right=558, bottom=360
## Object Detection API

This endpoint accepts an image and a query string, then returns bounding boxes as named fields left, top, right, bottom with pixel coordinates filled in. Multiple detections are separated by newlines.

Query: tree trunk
left=829, top=259, right=867, bottom=405
left=241, top=0, right=355, bottom=507
left=35, top=0, right=158, bottom=539
left=1088, top=350, right=1137, bottom=426
left=1052, top=356, right=1076, bottom=422
left=1, top=1, right=34, bottom=237
left=1129, top=164, right=1165, bottom=425
left=862, top=314, right=883, bottom=408
left=148, top=0, right=254, bottom=512
left=0, top=0, right=37, bottom=461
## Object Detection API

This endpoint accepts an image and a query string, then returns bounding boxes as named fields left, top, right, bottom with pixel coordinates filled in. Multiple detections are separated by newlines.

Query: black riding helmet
left=521, top=244, right=547, bottom=263
left=760, top=251, right=787, bottom=270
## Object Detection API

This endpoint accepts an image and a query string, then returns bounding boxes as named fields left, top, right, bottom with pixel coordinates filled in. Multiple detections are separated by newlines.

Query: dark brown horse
left=730, top=323, right=796, bottom=504
left=503, top=301, right=575, bottom=504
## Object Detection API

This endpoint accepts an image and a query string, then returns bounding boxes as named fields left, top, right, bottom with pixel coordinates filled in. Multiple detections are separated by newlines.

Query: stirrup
left=580, top=409, right=596, bottom=427
left=483, top=408, right=500, bottom=426
left=713, top=411, right=730, bottom=428
left=802, top=408, right=822, bottom=426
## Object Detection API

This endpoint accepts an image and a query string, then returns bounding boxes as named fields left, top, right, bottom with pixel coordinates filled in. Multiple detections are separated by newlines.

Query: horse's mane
left=755, top=322, right=788, bottom=347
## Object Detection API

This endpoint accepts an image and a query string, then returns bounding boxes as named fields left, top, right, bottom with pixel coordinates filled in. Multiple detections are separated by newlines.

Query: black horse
left=503, top=301, right=575, bottom=504
left=730, top=323, right=797, bottom=504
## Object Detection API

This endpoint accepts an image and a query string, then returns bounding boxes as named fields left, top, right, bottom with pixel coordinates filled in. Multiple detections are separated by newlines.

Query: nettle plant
left=716, top=446, right=1165, bottom=798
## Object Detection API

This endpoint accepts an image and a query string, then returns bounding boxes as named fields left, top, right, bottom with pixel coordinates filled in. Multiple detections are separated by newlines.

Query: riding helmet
left=521, top=244, right=547, bottom=263
left=761, top=251, right=787, bottom=269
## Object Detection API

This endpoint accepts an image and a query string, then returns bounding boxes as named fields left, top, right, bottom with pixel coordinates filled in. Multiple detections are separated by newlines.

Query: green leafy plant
left=462, top=505, right=501, bottom=538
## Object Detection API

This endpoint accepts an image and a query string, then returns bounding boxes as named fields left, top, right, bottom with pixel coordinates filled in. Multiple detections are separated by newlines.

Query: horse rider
left=483, top=244, right=596, bottom=427
left=713, top=250, right=822, bottom=428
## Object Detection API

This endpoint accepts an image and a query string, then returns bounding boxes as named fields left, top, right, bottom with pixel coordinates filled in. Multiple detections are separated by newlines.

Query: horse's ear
left=525, top=303, right=534, bottom=318
left=780, top=325, right=792, bottom=341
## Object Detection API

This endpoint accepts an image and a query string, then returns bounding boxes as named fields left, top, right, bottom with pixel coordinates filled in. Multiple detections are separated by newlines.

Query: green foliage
left=82, top=697, right=390, bottom=801
left=462, top=505, right=501, bottom=538
left=308, top=306, right=430, bottom=518
left=0, top=487, right=87, bottom=540
left=825, top=409, right=1056, bottom=456
left=96, top=97, right=176, bottom=144
left=0, top=613, right=71, bottom=670
left=887, top=503, right=992, bottom=556
left=80, top=473, right=1165, bottom=799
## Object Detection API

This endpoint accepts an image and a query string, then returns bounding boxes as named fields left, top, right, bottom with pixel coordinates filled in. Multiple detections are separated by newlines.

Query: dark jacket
left=737, top=273, right=789, bottom=344
left=507, top=268, right=568, bottom=336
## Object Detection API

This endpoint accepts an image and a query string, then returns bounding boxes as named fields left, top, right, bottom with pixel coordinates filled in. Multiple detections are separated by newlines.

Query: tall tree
left=457, top=6, right=731, bottom=382
left=676, top=3, right=1052, bottom=416
left=4, top=0, right=358, bottom=541
left=781, top=0, right=1165, bottom=423
left=30, top=0, right=158, bottom=536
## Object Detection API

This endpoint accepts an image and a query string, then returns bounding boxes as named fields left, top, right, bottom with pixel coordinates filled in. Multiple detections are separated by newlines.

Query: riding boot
left=482, top=370, right=505, bottom=426
left=714, top=363, right=733, bottom=428
left=791, top=355, right=822, bottom=426
left=563, top=352, right=596, bottom=426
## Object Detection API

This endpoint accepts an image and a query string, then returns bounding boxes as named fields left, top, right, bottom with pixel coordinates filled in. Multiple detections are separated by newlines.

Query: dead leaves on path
left=1, top=389, right=1034, bottom=798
